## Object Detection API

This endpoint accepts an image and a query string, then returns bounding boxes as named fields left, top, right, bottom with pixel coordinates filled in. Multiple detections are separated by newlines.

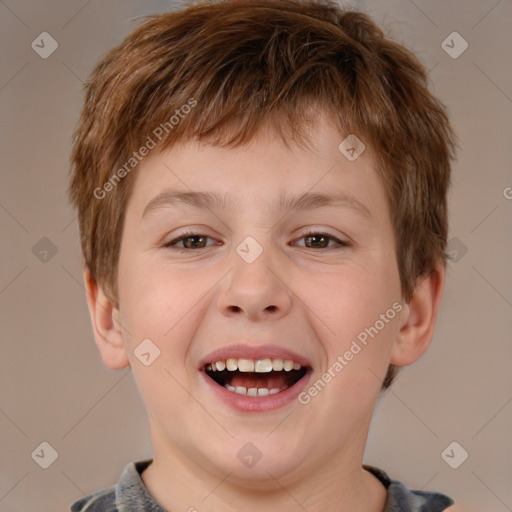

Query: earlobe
left=390, top=264, right=445, bottom=367
left=83, top=268, right=130, bottom=370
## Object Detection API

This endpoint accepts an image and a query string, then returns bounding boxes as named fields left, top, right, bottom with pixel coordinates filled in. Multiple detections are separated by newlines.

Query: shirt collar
left=116, top=459, right=166, bottom=512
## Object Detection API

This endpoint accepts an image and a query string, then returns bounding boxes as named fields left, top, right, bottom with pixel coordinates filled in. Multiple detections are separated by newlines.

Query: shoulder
left=68, top=459, right=155, bottom=512
left=364, top=465, right=454, bottom=512
left=386, top=480, right=454, bottom=512
left=69, top=486, right=116, bottom=512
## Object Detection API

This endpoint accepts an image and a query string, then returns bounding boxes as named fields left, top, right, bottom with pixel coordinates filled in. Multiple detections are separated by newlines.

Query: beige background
left=0, top=0, right=510, bottom=511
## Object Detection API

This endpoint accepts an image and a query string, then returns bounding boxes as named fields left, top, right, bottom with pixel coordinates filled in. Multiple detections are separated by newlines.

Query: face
left=114, top=117, right=404, bottom=487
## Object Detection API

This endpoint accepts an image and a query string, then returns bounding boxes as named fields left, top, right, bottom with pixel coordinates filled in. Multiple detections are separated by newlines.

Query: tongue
left=228, top=371, right=288, bottom=390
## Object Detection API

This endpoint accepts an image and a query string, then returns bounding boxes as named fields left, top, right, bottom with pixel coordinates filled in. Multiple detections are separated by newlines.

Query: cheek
left=306, top=262, right=398, bottom=332
left=119, top=253, right=198, bottom=334
left=117, top=262, right=207, bottom=413
left=118, top=257, right=224, bottom=385
left=116, top=257, right=194, bottom=375
left=295, top=269, right=401, bottom=441
left=298, top=256, right=401, bottom=378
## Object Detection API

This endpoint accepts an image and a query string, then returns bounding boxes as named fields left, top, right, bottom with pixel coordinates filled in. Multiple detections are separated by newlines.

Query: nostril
left=266, top=305, right=277, bottom=312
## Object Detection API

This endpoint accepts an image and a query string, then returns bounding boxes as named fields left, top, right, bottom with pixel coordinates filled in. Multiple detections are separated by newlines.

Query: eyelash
left=164, top=229, right=350, bottom=250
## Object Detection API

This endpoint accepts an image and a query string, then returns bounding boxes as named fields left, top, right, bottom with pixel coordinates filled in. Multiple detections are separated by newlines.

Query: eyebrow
left=141, top=189, right=372, bottom=220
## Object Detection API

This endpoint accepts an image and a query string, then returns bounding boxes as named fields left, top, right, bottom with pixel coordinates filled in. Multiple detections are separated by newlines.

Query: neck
left=142, top=422, right=387, bottom=512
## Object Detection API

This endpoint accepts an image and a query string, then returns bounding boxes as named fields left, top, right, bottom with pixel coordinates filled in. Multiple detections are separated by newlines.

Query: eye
left=163, top=230, right=350, bottom=251
left=294, top=231, right=349, bottom=249
left=164, top=231, right=217, bottom=250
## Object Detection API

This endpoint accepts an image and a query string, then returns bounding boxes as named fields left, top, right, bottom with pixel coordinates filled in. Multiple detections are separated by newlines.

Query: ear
left=83, top=267, right=130, bottom=370
left=390, top=264, right=445, bottom=366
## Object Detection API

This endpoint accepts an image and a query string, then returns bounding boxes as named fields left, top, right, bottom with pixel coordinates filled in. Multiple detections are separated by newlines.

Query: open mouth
left=204, top=357, right=308, bottom=396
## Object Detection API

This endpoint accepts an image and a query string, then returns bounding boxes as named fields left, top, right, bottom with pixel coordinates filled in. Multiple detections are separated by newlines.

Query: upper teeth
left=206, top=358, right=301, bottom=373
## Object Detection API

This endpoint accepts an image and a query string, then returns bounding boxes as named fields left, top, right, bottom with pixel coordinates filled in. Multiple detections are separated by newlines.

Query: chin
left=204, top=435, right=307, bottom=488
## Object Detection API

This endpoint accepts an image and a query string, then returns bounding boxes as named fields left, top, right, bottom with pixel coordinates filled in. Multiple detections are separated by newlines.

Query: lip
left=198, top=343, right=312, bottom=412
left=199, top=366, right=312, bottom=412
left=198, top=343, right=312, bottom=369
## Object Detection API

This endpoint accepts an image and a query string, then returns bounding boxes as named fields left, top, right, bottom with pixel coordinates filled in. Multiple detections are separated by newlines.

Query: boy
left=67, top=0, right=459, bottom=510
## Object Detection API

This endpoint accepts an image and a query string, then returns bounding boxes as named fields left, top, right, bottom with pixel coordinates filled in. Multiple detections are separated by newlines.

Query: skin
left=84, top=115, right=446, bottom=512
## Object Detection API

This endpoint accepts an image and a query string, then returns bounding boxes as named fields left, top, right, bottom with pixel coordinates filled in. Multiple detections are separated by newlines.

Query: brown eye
left=181, top=235, right=208, bottom=249
left=295, top=232, right=347, bottom=249
left=165, top=233, right=215, bottom=249
left=304, top=234, right=330, bottom=248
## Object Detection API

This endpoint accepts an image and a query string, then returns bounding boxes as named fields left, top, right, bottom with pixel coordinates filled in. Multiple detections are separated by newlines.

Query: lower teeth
left=224, top=384, right=288, bottom=396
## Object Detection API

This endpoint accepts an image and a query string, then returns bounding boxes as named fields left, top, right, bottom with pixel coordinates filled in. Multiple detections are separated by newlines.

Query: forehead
left=125, top=117, right=386, bottom=222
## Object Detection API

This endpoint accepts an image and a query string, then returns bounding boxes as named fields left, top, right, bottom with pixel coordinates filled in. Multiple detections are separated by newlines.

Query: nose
left=217, top=249, right=292, bottom=322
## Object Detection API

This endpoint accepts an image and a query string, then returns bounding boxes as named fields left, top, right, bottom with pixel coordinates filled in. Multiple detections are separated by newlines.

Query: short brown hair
left=68, top=0, right=456, bottom=388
